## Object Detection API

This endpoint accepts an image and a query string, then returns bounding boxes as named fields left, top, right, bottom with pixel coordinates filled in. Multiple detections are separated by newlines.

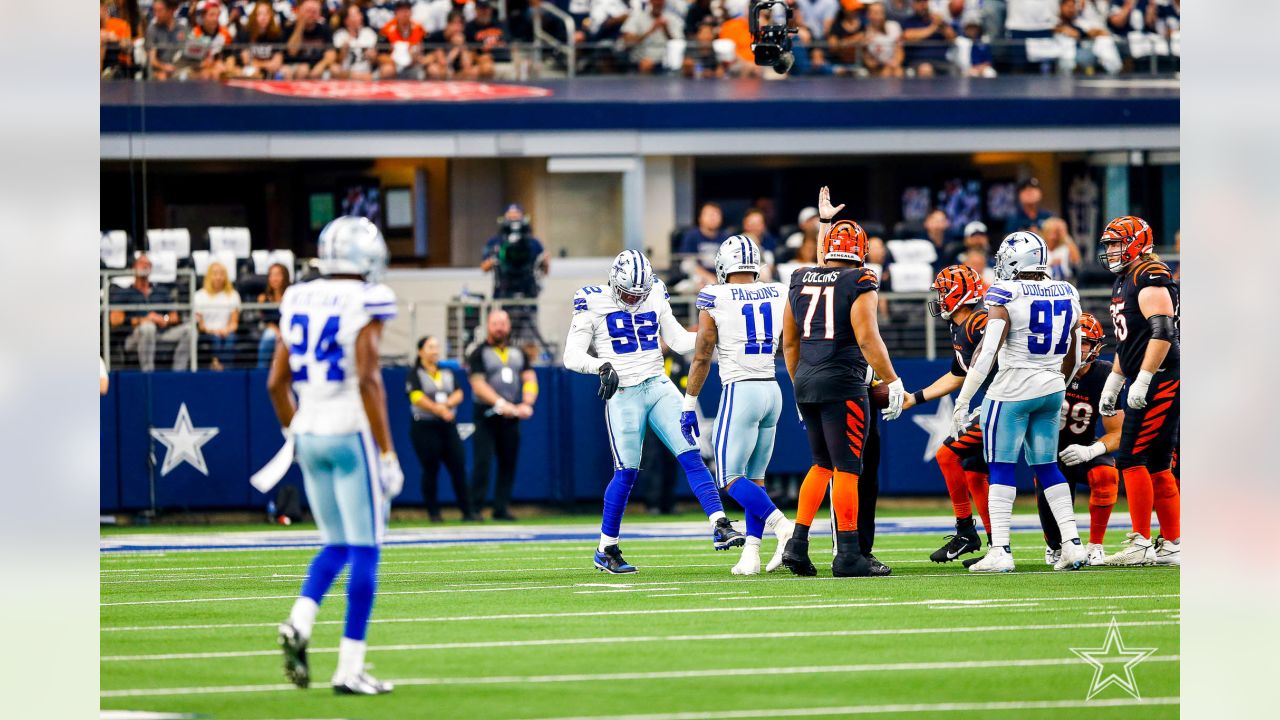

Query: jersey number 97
left=1028, top=299, right=1074, bottom=356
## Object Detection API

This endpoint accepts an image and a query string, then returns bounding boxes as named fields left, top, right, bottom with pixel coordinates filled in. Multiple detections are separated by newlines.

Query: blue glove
left=680, top=411, right=700, bottom=445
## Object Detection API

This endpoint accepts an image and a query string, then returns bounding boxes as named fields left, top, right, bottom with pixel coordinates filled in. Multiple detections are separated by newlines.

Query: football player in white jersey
left=564, top=250, right=746, bottom=573
left=267, top=217, right=403, bottom=695
left=681, top=236, right=796, bottom=576
left=950, top=231, right=1088, bottom=573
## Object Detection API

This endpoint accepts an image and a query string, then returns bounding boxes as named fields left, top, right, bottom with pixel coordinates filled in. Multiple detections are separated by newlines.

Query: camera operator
left=480, top=203, right=551, bottom=353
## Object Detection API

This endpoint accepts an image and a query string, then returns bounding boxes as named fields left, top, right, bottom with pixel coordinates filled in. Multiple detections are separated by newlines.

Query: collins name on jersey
left=696, top=282, right=786, bottom=383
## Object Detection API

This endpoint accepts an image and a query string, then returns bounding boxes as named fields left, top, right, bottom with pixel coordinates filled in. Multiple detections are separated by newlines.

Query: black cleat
left=962, top=555, right=983, bottom=569
left=712, top=517, right=747, bottom=551
left=930, top=517, right=983, bottom=563
left=781, top=525, right=817, bottom=576
left=278, top=621, right=309, bottom=689
left=866, top=553, right=892, bottom=576
left=593, top=544, right=637, bottom=574
left=333, top=672, right=393, bottom=695
left=832, top=531, right=871, bottom=577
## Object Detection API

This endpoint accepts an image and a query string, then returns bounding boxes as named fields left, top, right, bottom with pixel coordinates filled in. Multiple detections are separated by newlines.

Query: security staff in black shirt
left=407, top=336, right=475, bottom=522
left=467, top=309, right=538, bottom=520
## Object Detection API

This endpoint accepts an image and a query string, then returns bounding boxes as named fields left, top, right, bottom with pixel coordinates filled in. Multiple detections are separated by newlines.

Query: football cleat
left=831, top=531, right=871, bottom=577
left=278, top=621, right=309, bottom=689
left=968, top=545, right=1016, bottom=573
left=333, top=672, right=393, bottom=695
left=1085, top=543, right=1107, bottom=566
left=732, top=545, right=761, bottom=576
left=930, top=518, right=983, bottom=563
left=765, top=522, right=793, bottom=573
left=1044, top=546, right=1061, bottom=566
left=962, top=556, right=982, bottom=569
left=1153, top=536, right=1181, bottom=566
left=712, top=517, right=747, bottom=551
left=593, top=545, right=637, bottom=574
left=781, top=536, right=817, bottom=577
left=866, top=553, right=892, bottom=576
left=1054, top=539, right=1087, bottom=571
left=1104, top=532, right=1155, bottom=566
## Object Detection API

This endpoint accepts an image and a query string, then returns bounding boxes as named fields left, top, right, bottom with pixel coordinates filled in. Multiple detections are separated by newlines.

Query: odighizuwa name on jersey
left=565, top=279, right=694, bottom=387
left=983, top=278, right=1081, bottom=402
left=696, top=281, right=786, bottom=383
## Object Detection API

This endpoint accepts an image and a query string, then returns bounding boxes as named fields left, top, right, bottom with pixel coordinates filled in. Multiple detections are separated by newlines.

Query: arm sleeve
left=563, top=312, right=604, bottom=375
left=956, top=317, right=1006, bottom=406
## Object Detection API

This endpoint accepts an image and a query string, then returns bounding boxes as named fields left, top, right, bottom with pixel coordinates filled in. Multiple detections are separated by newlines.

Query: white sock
left=989, top=484, right=1016, bottom=549
left=764, top=509, right=790, bottom=537
left=744, top=536, right=762, bottom=551
left=707, top=510, right=726, bottom=527
left=334, top=637, right=367, bottom=682
left=288, top=597, right=318, bottom=640
left=598, top=534, right=618, bottom=553
left=1043, top=483, right=1080, bottom=544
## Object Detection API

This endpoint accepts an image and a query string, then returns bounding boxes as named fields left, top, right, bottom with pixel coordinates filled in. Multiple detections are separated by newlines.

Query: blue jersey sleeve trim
left=695, top=292, right=716, bottom=310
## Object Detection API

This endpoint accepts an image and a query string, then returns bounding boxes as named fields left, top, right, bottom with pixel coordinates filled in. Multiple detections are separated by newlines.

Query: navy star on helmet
left=714, top=235, right=762, bottom=285
left=317, top=216, right=389, bottom=282
left=994, top=230, right=1050, bottom=281
left=609, top=249, right=654, bottom=313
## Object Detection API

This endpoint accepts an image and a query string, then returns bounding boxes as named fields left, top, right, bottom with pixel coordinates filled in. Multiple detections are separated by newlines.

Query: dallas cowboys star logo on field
left=912, top=394, right=955, bottom=461
left=1071, top=617, right=1157, bottom=700
left=149, top=403, right=220, bottom=476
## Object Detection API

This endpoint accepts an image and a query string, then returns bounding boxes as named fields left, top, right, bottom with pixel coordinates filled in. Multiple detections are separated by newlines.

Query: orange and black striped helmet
left=823, top=220, right=868, bottom=264
left=928, top=264, right=983, bottom=319
left=1079, top=311, right=1106, bottom=364
left=1098, top=215, right=1153, bottom=273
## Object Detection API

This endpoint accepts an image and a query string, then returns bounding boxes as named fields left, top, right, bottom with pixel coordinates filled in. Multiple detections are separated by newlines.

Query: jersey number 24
left=288, top=314, right=345, bottom=382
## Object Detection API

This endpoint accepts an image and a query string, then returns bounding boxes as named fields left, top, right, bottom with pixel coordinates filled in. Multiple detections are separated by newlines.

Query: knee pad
left=1152, top=470, right=1180, bottom=500
left=1087, top=467, right=1119, bottom=506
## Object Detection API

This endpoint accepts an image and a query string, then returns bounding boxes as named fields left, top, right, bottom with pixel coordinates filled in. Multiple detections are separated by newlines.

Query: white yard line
left=100, top=619, right=1178, bottom=663
left=100, top=655, right=1179, bottom=698
left=101, top=593, right=1178, bottom=632
left=645, top=591, right=750, bottom=598
left=929, top=603, right=1041, bottom=610
left=719, top=594, right=822, bottom=601
left=518, top=696, right=1180, bottom=720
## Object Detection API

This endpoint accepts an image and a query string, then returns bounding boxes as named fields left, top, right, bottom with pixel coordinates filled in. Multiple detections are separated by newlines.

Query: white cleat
left=732, top=546, right=761, bottom=576
left=1044, top=546, right=1060, bottom=566
left=1104, top=532, right=1155, bottom=566
left=968, top=545, right=1016, bottom=573
left=1153, top=536, right=1181, bottom=566
left=765, top=523, right=793, bottom=573
left=1085, top=543, right=1107, bottom=566
left=1054, top=541, right=1088, bottom=571
left=332, top=671, right=393, bottom=696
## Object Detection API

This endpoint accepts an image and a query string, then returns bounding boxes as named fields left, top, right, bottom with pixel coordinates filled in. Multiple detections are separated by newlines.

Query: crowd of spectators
left=101, top=0, right=1181, bottom=79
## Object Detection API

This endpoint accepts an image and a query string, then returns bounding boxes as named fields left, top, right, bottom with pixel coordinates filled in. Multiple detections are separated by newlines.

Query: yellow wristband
left=522, top=381, right=539, bottom=394
left=409, top=390, right=425, bottom=404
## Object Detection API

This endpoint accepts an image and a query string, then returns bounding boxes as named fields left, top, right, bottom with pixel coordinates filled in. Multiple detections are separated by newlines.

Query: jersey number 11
left=741, top=302, right=774, bottom=355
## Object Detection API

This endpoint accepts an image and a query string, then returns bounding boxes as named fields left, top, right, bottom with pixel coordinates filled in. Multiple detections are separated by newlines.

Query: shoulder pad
left=841, top=266, right=879, bottom=292
left=965, top=310, right=989, bottom=343
left=573, top=285, right=608, bottom=314
left=984, top=281, right=1017, bottom=306
left=363, top=283, right=397, bottom=320
left=654, top=277, right=671, bottom=300
left=695, top=285, right=718, bottom=310
left=1133, top=260, right=1175, bottom=287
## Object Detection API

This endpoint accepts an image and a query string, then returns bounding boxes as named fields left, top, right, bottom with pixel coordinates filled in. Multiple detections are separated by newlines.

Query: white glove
left=880, top=378, right=906, bottom=421
left=1059, top=441, right=1105, bottom=467
left=379, top=451, right=404, bottom=499
left=1126, top=370, right=1154, bottom=410
left=951, top=400, right=973, bottom=440
left=1099, top=372, right=1125, bottom=417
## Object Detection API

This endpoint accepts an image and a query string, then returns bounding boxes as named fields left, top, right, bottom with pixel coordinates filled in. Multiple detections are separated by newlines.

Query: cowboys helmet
left=714, top=235, right=762, bottom=284
left=317, top=216, right=389, bottom=282
left=994, top=231, right=1050, bottom=281
left=608, top=249, right=654, bottom=313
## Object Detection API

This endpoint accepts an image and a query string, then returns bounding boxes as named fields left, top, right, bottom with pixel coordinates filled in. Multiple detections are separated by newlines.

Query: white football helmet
left=714, top=235, right=762, bottom=284
left=994, top=231, right=1050, bottom=281
left=318, top=216, right=389, bottom=281
left=608, top=249, right=654, bottom=313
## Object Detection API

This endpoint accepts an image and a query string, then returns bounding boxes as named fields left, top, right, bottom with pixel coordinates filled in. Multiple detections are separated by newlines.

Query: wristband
left=380, top=451, right=396, bottom=462
left=681, top=394, right=698, bottom=412
left=820, top=216, right=834, bottom=223
left=913, top=390, right=927, bottom=406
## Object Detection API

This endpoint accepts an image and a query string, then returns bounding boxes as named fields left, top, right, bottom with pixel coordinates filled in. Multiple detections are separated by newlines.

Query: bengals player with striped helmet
left=1096, top=215, right=1181, bottom=566
left=906, top=264, right=994, bottom=564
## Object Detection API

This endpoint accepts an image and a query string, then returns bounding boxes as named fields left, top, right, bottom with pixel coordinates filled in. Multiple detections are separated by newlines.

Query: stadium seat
left=887, top=262, right=935, bottom=292
left=208, top=227, right=252, bottom=259
left=135, top=250, right=178, bottom=284
left=252, top=249, right=296, bottom=279
left=886, top=239, right=938, bottom=266
left=146, top=228, right=192, bottom=265
left=192, top=250, right=239, bottom=283
left=101, top=231, right=130, bottom=269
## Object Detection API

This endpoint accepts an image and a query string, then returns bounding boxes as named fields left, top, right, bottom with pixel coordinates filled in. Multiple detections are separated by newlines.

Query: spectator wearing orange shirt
left=175, top=0, right=235, bottom=80
left=380, top=0, right=429, bottom=78
left=100, top=0, right=134, bottom=78
left=717, top=0, right=760, bottom=76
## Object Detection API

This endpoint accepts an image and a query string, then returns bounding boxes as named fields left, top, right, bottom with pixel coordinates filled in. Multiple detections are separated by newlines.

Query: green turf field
left=100, top=519, right=1178, bottom=719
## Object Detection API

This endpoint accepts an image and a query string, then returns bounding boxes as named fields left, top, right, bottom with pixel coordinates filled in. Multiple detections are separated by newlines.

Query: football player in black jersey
left=904, top=265, right=994, bottom=564
left=779, top=187, right=905, bottom=578
left=1096, top=216, right=1181, bottom=566
left=1034, top=312, right=1123, bottom=567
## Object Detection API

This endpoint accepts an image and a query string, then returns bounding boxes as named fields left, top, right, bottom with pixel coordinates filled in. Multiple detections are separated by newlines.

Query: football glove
left=1126, top=369, right=1154, bottom=410
left=379, top=451, right=404, bottom=499
left=1099, top=371, right=1125, bottom=417
left=880, top=378, right=906, bottom=421
left=598, top=362, right=620, bottom=401
left=951, top=401, right=977, bottom=441
left=1059, top=441, right=1105, bottom=467
left=679, top=411, right=700, bottom=444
